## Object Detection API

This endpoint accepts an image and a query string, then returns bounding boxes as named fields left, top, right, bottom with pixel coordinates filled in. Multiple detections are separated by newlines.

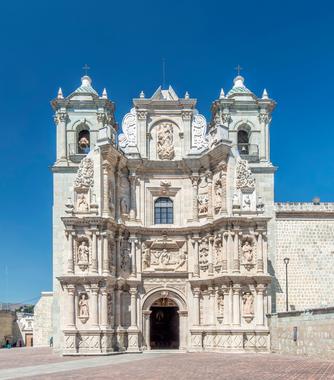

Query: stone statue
left=175, top=251, right=187, bottom=270
left=76, top=193, right=89, bottom=212
left=120, top=198, right=128, bottom=214
left=242, top=241, right=253, bottom=262
left=142, top=244, right=151, bottom=269
left=242, top=292, right=254, bottom=315
left=198, top=194, right=209, bottom=215
left=243, top=194, right=251, bottom=210
left=107, top=294, right=113, bottom=324
left=78, top=294, right=89, bottom=318
left=157, top=123, right=175, bottom=160
left=217, top=294, right=224, bottom=315
left=77, top=241, right=89, bottom=264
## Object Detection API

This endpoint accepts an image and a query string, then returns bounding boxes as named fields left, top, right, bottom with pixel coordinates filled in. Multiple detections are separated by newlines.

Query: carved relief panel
left=157, top=122, right=175, bottom=160
left=141, top=238, right=187, bottom=272
left=198, top=176, right=209, bottom=216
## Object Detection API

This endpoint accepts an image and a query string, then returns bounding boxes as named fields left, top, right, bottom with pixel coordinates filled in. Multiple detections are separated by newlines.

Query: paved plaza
left=0, top=348, right=333, bottom=380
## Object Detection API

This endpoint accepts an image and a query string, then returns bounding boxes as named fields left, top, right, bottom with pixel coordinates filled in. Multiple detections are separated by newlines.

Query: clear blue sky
left=1, top=0, right=333, bottom=303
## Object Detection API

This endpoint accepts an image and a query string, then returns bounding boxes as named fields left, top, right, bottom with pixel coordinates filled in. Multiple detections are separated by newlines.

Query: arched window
left=78, top=130, right=90, bottom=154
left=154, top=197, right=173, bottom=224
left=237, top=130, right=249, bottom=155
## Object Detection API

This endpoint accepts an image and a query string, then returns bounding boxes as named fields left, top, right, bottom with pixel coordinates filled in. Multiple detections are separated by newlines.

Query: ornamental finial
left=102, top=88, right=108, bottom=99
left=262, top=88, right=269, bottom=99
left=57, top=87, right=64, bottom=99
left=219, top=88, right=225, bottom=99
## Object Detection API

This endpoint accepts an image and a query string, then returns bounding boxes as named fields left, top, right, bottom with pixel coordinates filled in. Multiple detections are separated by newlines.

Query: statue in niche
left=242, top=292, right=254, bottom=315
left=77, top=241, right=89, bottom=265
left=198, top=194, right=209, bottom=215
left=243, top=194, right=251, bottom=210
left=242, top=241, right=253, bottom=262
left=199, top=240, right=209, bottom=270
left=76, top=193, right=89, bottom=212
left=214, top=237, right=223, bottom=265
left=120, top=198, right=128, bottom=214
left=157, top=123, right=175, bottom=160
left=217, top=294, right=224, bottom=315
left=214, top=173, right=224, bottom=212
left=108, top=182, right=115, bottom=214
left=120, top=245, right=131, bottom=272
left=142, top=243, right=151, bottom=269
left=78, top=294, right=89, bottom=320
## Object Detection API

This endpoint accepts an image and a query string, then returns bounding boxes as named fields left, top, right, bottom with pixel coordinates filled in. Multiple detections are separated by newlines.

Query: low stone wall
left=33, top=292, right=53, bottom=347
left=268, top=307, right=334, bottom=359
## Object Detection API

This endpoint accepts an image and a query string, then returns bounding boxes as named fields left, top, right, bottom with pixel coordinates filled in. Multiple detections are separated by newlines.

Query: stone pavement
left=0, top=348, right=334, bottom=379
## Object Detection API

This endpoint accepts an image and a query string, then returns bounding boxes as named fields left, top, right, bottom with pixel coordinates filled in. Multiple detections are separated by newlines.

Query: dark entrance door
left=150, top=306, right=179, bottom=349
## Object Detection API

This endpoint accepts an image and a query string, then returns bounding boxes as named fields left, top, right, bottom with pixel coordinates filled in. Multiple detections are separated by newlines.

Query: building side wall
left=269, top=308, right=334, bottom=359
left=275, top=218, right=334, bottom=312
left=34, top=293, right=53, bottom=347
left=0, top=311, right=15, bottom=346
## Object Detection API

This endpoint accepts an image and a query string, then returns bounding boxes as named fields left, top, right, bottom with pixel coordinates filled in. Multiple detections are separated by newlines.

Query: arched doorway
left=142, top=289, right=188, bottom=350
left=150, top=298, right=179, bottom=349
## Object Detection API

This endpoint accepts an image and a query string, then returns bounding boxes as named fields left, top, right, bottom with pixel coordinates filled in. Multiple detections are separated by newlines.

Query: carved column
left=90, top=229, right=98, bottom=274
left=100, top=287, right=108, bottom=328
left=193, top=287, right=201, bottom=326
left=67, top=230, right=74, bottom=274
left=256, top=231, right=264, bottom=273
left=129, top=173, right=137, bottom=221
left=115, top=287, right=122, bottom=328
left=102, top=232, right=110, bottom=275
left=129, top=287, right=137, bottom=327
left=206, top=171, right=213, bottom=220
left=208, top=236, right=214, bottom=276
left=208, top=286, right=215, bottom=325
left=66, top=285, right=76, bottom=328
left=90, top=285, right=99, bottom=327
left=102, top=162, right=110, bottom=217
left=233, top=228, right=240, bottom=273
left=55, top=111, right=67, bottom=161
left=193, top=237, right=200, bottom=277
left=130, top=237, right=137, bottom=277
left=222, top=231, right=228, bottom=273
left=190, top=175, right=199, bottom=222
left=263, top=232, right=268, bottom=273
left=256, top=284, right=266, bottom=326
left=222, top=285, right=230, bottom=325
left=232, top=284, right=241, bottom=326
left=143, top=310, right=152, bottom=349
left=115, top=234, right=121, bottom=276
left=259, top=112, right=267, bottom=161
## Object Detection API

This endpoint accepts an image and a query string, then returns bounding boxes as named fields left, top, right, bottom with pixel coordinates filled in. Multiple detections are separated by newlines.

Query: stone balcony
left=237, top=144, right=259, bottom=162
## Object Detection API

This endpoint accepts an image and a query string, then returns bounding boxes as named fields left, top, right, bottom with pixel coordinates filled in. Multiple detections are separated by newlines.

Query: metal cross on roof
left=82, top=64, right=90, bottom=75
left=234, top=64, right=243, bottom=76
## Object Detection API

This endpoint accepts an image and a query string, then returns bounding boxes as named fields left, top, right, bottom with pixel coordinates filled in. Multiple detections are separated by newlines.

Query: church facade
left=48, top=74, right=334, bottom=355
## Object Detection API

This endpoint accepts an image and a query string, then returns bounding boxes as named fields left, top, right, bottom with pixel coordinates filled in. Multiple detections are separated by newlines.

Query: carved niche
left=76, top=236, right=90, bottom=271
left=119, top=175, right=130, bottom=218
left=119, top=108, right=137, bottom=149
left=157, top=122, right=175, bottom=160
left=192, top=112, right=208, bottom=150
left=141, top=238, right=187, bottom=272
left=235, top=159, right=256, bottom=211
left=217, top=293, right=224, bottom=318
left=198, top=176, right=209, bottom=216
left=120, top=239, right=131, bottom=273
left=73, top=157, right=95, bottom=214
left=214, top=235, right=223, bottom=268
left=199, top=239, right=209, bottom=272
left=240, top=235, right=256, bottom=271
left=78, top=293, right=89, bottom=324
left=213, top=168, right=227, bottom=214
left=242, top=291, right=254, bottom=323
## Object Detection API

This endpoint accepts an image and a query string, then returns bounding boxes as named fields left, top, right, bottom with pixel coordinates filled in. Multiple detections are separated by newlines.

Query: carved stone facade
left=40, top=74, right=334, bottom=356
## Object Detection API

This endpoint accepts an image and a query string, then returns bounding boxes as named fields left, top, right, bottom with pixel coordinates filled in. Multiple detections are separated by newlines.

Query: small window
left=78, top=130, right=90, bottom=154
left=154, top=197, right=173, bottom=224
left=237, top=130, right=249, bottom=155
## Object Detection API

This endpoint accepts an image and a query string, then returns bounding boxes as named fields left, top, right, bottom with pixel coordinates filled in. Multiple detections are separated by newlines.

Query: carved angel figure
left=79, top=294, right=89, bottom=317
left=243, top=194, right=251, bottom=210
left=157, top=123, right=175, bottom=160
left=76, top=193, right=89, bottom=212
left=175, top=251, right=187, bottom=270
left=242, top=292, right=254, bottom=315
left=77, top=241, right=89, bottom=264
left=242, top=241, right=253, bottom=262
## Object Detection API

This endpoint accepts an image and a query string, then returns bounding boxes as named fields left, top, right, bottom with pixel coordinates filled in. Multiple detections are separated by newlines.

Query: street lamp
left=283, top=257, right=290, bottom=312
